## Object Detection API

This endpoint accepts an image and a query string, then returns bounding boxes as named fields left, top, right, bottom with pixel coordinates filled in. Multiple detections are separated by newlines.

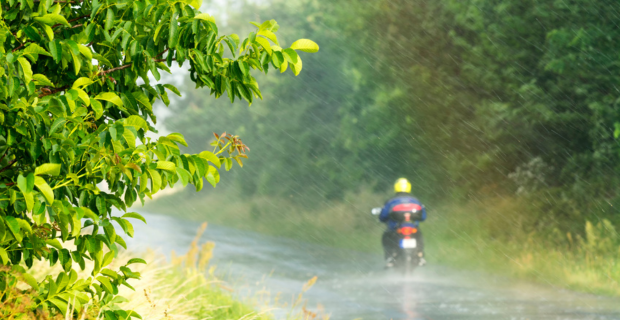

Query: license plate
left=400, top=238, right=417, bottom=248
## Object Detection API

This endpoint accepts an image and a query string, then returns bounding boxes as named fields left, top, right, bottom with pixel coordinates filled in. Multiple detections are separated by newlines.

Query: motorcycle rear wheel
left=401, top=250, right=419, bottom=275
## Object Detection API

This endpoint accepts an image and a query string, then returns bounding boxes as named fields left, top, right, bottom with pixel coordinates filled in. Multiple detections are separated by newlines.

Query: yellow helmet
left=394, top=178, right=411, bottom=193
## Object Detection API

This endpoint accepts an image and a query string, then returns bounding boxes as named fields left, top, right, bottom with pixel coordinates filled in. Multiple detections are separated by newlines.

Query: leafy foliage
left=0, top=0, right=317, bottom=318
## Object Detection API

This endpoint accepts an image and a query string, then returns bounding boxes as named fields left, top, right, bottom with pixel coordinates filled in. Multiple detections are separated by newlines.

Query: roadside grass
left=424, top=199, right=620, bottom=296
left=147, top=188, right=620, bottom=296
left=5, top=223, right=328, bottom=320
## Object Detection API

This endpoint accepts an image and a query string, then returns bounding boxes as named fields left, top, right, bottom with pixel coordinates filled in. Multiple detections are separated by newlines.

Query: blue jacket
left=380, top=193, right=427, bottom=231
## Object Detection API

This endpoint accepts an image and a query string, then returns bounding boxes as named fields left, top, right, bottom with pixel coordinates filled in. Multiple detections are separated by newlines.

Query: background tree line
left=164, top=0, right=620, bottom=237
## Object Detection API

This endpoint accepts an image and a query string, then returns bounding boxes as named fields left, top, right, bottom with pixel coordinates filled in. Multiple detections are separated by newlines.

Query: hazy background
left=146, top=0, right=620, bottom=295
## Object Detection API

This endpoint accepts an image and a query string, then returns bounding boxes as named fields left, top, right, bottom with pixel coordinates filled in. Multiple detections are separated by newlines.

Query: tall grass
left=149, top=189, right=620, bottom=296
left=425, top=198, right=620, bottom=295
left=4, top=222, right=329, bottom=320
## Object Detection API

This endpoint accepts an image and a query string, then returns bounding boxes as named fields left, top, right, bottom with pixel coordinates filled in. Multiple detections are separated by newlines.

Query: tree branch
left=33, top=0, right=76, bottom=2
left=154, top=58, right=175, bottom=63
left=97, top=64, right=132, bottom=76
left=96, top=57, right=176, bottom=76
left=0, top=158, right=19, bottom=174
left=52, top=14, right=89, bottom=29
left=157, top=48, right=168, bottom=58
left=38, top=57, right=177, bottom=98
left=38, top=85, right=70, bottom=98
left=12, top=42, right=26, bottom=52
left=68, top=14, right=89, bottom=23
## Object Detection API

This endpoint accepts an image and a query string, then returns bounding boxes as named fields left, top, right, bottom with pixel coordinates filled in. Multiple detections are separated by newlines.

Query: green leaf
left=105, top=8, right=115, bottom=31
left=91, top=99, right=103, bottom=119
left=131, top=91, right=152, bottom=110
left=23, top=192, right=34, bottom=212
left=26, top=172, right=34, bottom=193
left=0, top=247, right=8, bottom=264
left=127, top=258, right=146, bottom=265
left=282, top=48, right=299, bottom=65
left=169, top=12, right=179, bottom=49
left=75, top=88, right=90, bottom=106
left=69, top=50, right=82, bottom=76
left=34, top=14, right=70, bottom=27
left=100, top=268, right=118, bottom=279
left=289, top=39, right=320, bottom=53
left=272, top=51, right=283, bottom=68
left=156, top=161, right=176, bottom=172
left=46, top=239, right=62, bottom=250
left=95, top=92, right=123, bottom=108
left=48, top=298, right=68, bottom=315
left=102, top=251, right=115, bottom=268
left=4, top=216, right=21, bottom=241
left=194, top=13, right=215, bottom=23
left=123, top=129, right=136, bottom=148
left=17, top=58, right=33, bottom=84
left=22, top=273, right=39, bottom=290
left=188, top=0, right=202, bottom=9
left=198, top=151, right=221, bottom=168
left=124, top=115, right=148, bottom=131
left=42, top=25, right=54, bottom=40
left=122, top=212, right=146, bottom=224
left=72, top=77, right=93, bottom=88
left=24, top=43, right=52, bottom=57
left=34, top=176, right=54, bottom=203
left=176, top=167, right=190, bottom=187
left=206, top=165, right=220, bottom=186
left=147, top=169, right=161, bottom=193
left=82, top=207, right=99, bottom=223
left=153, top=22, right=165, bottom=42
left=126, top=163, right=142, bottom=174
left=163, top=84, right=181, bottom=96
left=229, top=33, right=240, bottom=49
left=167, top=133, right=188, bottom=147
left=17, top=174, right=28, bottom=194
left=258, top=30, right=279, bottom=45
left=35, top=163, right=61, bottom=176
left=238, top=61, right=249, bottom=76
left=49, top=40, right=61, bottom=63
left=96, top=276, right=114, bottom=293
left=290, top=56, right=303, bottom=76
left=255, top=37, right=272, bottom=55
left=33, top=74, right=54, bottom=87
left=49, top=117, right=66, bottom=134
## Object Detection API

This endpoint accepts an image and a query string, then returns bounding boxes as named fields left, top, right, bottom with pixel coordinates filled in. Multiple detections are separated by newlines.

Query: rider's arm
left=420, top=204, right=427, bottom=221
left=379, top=201, right=391, bottom=222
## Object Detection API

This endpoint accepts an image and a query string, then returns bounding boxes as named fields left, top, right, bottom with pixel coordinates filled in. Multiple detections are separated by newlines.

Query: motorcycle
left=372, top=205, right=423, bottom=273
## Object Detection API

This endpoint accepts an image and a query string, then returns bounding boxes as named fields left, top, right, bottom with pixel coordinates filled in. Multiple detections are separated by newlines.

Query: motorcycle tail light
left=398, top=226, right=418, bottom=235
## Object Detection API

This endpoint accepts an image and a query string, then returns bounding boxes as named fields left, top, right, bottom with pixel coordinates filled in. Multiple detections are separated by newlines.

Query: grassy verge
left=6, top=223, right=327, bottom=320
left=147, top=188, right=620, bottom=296
left=424, top=198, right=620, bottom=296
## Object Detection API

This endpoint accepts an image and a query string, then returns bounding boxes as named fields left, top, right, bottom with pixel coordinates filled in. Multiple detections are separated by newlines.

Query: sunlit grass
left=10, top=222, right=329, bottom=320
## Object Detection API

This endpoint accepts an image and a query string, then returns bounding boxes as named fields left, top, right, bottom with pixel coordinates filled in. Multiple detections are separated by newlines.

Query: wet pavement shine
left=123, top=211, right=620, bottom=320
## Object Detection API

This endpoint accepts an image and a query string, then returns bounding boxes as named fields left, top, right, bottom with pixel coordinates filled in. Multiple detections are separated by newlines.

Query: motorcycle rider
left=379, top=178, right=427, bottom=268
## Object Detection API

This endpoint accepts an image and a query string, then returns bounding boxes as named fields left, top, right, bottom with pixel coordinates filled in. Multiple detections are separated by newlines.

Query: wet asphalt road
left=123, top=212, right=620, bottom=320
